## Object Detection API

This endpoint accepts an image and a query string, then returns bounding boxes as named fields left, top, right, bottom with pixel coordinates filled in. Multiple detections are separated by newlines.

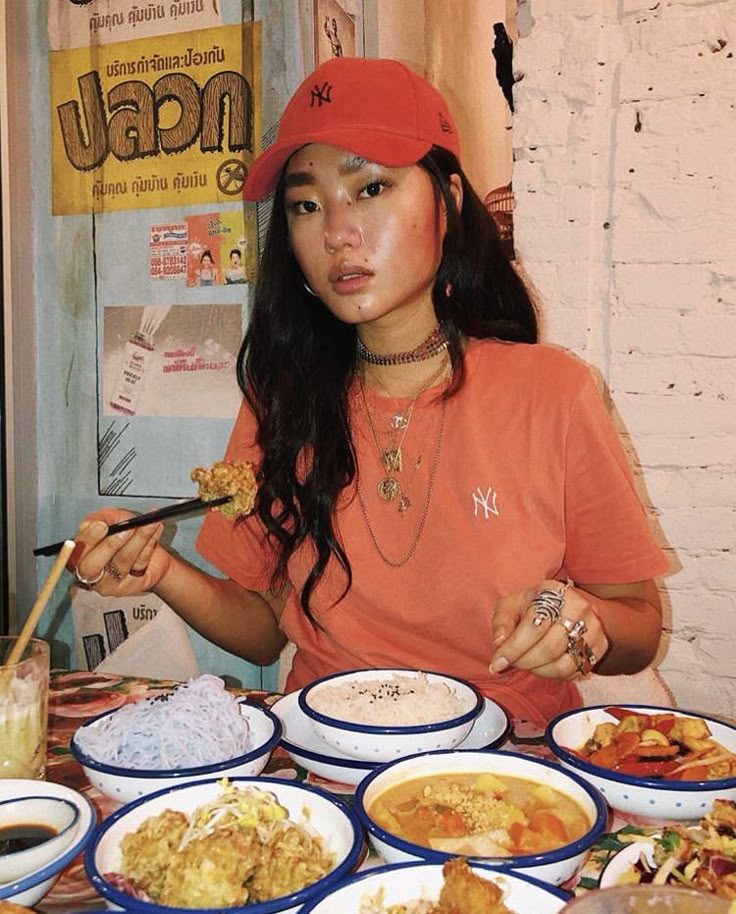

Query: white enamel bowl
left=273, top=689, right=509, bottom=786
left=0, top=795, right=80, bottom=883
left=0, top=779, right=96, bottom=907
left=298, top=668, right=484, bottom=763
left=71, top=698, right=282, bottom=803
left=546, top=704, right=736, bottom=820
left=299, top=860, right=571, bottom=914
left=85, top=776, right=365, bottom=914
left=354, top=749, right=608, bottom=887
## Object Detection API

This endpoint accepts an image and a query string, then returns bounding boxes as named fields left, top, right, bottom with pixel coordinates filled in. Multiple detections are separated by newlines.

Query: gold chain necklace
left=359, top=356, right=449, bottom=512
left=356, top=388, right=449, bottom=567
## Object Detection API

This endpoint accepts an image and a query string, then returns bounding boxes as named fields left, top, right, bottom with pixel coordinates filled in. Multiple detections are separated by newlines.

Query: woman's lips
left=329, top=265, right=373, bottom=294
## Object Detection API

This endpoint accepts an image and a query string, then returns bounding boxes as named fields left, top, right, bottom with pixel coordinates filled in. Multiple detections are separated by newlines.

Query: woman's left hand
left=488, top=580, right=610, bottom=680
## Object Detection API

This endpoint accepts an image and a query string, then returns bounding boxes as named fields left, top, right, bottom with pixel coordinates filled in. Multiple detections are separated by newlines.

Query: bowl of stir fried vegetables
left=546, top=705, right=736, bottom=820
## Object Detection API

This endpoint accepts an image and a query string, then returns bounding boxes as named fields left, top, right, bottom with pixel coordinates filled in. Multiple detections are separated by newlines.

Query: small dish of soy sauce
left=0, top=796, right=79, bottom=884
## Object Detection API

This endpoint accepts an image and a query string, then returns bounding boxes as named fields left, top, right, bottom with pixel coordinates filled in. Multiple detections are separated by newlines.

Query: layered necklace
left=356, top=353, right=451, bottom=567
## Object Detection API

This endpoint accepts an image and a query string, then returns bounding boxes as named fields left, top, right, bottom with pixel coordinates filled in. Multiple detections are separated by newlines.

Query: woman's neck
left=360, top=349, right=451, bottom=398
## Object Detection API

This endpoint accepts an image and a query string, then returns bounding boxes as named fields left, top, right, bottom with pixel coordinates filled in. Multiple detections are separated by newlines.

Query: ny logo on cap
left=310, top=81, right=333, bottom=107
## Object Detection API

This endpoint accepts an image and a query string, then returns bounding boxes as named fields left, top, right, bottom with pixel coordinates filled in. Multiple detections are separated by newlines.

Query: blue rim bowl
left=85, top=775, right=365, bottom=914
left=0, top=784, right=96, bottom=903
left=545, top=703, right=736, bottom=819
left=71, top=698, right=282, bottom=783
left=298, top=860, right=571, bottom=913
left=354, top=749, right=608, bottom=885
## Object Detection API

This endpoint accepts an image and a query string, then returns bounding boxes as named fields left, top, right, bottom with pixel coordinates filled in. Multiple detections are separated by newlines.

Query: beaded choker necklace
left=357, top=325, right=448, bottom=366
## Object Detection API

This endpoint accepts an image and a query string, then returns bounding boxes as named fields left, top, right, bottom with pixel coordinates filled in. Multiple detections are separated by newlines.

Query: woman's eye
left=359, top=180, right=389, bottom=199
left=287, top=199, right=320, bottom=215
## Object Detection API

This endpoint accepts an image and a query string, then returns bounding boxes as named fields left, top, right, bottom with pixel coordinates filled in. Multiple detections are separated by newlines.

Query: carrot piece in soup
left=438, top=809, right=466, bottom=836
left=509, top=822, right=549, bottom=854
left=528, top=810, right=569, bottom=842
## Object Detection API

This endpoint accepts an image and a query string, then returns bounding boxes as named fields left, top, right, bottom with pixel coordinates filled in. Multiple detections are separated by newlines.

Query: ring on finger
left=567, top=638, right=597, bottom=676
left=73, top=565, right=105, bottom=589
left=530, top=579, right=572, bottom=627
left=104, top=561, right=124, bottom=582
left=128, top=566, right=148, bottom=578
left=556, top=616, right=587, bottom=642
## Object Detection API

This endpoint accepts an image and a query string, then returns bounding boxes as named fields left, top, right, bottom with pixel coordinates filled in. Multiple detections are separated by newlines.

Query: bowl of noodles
left=71, top=676, right=282, bottom=804
left=85, top=776, right=365, bottom=914
left=354, top=749, right=608, bottom=887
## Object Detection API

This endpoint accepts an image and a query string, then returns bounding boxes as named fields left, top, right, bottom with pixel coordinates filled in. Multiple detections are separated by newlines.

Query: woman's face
left=284, top=144, right=461, bottom=330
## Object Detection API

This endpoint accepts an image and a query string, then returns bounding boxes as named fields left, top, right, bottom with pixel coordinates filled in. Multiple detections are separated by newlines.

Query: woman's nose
left=323, top=205, right=363, bottom=253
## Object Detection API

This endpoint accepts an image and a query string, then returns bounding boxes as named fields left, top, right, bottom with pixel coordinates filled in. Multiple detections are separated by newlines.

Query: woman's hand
left=70, top=509, right=170, bottom=596
left=489, top=579, right=611, bottom=680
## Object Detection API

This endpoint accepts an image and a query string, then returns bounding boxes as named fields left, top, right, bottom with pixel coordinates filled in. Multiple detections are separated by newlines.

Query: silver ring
left=567, top=639, right=597, bottom=676
left=530, top=580, right=572, bottom=627
left=73, top=565, right=105, bottom=589
left=104, top=561, right=124, bottom=581
left=556, top=616, right=587, bottom=642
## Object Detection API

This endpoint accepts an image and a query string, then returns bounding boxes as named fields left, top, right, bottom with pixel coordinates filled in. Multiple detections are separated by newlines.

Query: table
left=38, top=670, right=674, bottom=912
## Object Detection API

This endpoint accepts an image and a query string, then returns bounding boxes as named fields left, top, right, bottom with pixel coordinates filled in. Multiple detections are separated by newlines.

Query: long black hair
left=237, top=147, right=538, bottom=621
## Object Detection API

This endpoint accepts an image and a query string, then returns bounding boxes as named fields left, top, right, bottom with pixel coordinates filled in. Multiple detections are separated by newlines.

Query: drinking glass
left=562, top=885, right=733, bottom=913
left=0, top=636, right=50, bottom=779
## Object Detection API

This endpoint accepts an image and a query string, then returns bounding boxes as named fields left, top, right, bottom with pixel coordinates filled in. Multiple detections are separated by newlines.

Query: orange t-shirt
left=197, top=340, right=669, bottom=725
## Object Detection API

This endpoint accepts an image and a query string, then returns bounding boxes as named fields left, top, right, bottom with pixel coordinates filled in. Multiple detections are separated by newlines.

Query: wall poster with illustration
left=312, top=0, right=363, bottom=64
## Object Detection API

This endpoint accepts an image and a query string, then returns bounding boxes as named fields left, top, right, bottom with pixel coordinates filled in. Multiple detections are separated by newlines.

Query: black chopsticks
left=33, top=495, right=232, bottom=557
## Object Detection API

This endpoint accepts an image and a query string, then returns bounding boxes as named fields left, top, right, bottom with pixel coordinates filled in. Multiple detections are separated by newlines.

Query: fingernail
left=490, top=656, right=509, bottom=674
left=89, top=521, right=108, bottom=537
left=493, top=628, right=507, bottom=646
left=113, top=529, right=134, bottom=542
left=78, top=520, right=91, bottom=532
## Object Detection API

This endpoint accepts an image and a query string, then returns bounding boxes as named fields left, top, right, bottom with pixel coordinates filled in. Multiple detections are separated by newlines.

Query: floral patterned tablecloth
left=38, top=670, right=679, bottom=912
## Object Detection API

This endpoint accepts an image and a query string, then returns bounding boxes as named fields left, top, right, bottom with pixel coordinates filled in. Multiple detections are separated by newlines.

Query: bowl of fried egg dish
left=355, top=749, right=608, bottom=887
left=85, top=777, right=365, bottom=914
left=71, top=675, right=282, bottom=804
left=299, top=858, right=570, bottom=914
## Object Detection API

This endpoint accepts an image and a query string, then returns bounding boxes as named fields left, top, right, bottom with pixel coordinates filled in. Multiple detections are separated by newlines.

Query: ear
left=448, top=173, right=463, bottom=213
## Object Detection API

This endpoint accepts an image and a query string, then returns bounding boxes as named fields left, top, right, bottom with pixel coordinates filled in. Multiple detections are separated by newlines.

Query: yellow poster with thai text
left=50, top=22, right=261, bottom=215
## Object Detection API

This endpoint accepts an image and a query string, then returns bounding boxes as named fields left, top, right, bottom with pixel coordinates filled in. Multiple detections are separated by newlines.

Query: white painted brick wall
left=514, top=0, right=736, bottom=716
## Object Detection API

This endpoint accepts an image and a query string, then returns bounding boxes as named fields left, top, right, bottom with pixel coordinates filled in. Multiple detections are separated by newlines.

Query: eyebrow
left=284, top=155, right=373, bottom=188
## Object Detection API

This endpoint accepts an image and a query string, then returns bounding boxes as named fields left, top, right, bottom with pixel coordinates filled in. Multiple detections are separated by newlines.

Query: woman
left=71, top=57, right=668, bottom=725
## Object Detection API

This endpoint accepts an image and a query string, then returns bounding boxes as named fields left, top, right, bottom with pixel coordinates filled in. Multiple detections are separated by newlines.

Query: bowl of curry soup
left=354, top=750, right=608, bottom=887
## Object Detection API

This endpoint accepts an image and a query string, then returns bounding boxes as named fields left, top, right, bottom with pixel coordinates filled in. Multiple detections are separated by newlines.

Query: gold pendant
left=391, top=413, right=409, bottom=430
left=378, top=476, right=401, bottom=501
left=398, top=493, right=411, bottom=513
left=382, top=448, right=402, bottom=473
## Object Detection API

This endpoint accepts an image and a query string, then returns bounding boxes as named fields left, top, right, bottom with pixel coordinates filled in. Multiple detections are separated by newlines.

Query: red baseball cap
left=244, top=56, right=461, bottom=200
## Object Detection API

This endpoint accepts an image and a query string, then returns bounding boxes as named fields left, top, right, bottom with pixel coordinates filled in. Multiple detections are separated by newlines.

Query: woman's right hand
left=70, top=509, right=171, bottom=596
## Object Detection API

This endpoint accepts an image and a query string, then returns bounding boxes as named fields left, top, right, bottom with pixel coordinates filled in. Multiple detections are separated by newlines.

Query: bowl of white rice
left=297, top=669, right=484, bottom=763
left=71, top=675, right=282, bottom=803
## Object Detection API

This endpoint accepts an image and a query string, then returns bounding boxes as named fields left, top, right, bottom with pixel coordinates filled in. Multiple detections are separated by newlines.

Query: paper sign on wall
left=50, top=22, right=261, bottom=214
left=48, top=0, right=223, bottom=51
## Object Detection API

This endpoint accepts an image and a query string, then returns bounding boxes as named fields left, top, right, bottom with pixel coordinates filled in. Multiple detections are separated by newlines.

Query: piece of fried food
left=435, top=857, right=511, bottom=914
left=0, top=903, right=35, bottom=914
left=160, top=827, right=260, bottom=908
left=248, top=823, right=336, bottom=903
left=191, top=460, right=257, bottom=519
left=120, top=809, right=188, bottom=900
